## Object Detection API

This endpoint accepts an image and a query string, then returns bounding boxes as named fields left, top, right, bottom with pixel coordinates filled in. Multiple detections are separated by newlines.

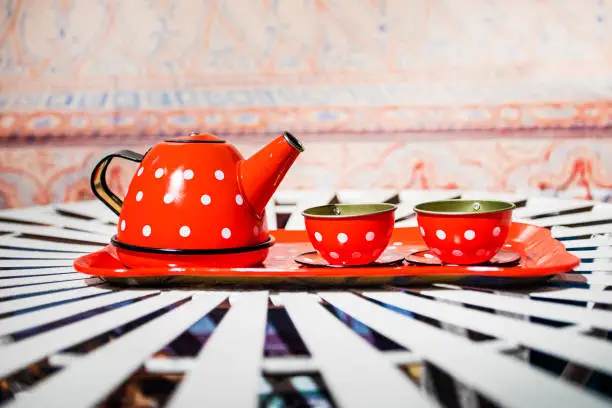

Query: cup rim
left=413, top=199, right=515, bottom=216
left=302, top=203, right=397, bottom=219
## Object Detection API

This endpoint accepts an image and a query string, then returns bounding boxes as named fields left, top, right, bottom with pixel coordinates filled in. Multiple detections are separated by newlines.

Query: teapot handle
left=91, top=150, right=144, bottom=215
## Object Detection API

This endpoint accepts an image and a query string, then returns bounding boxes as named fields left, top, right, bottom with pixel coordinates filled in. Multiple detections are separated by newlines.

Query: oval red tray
left=74, top=222, right=580, bottom=287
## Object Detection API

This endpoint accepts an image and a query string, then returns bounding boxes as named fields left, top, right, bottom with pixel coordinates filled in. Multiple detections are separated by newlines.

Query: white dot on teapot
left=201, top=194, right=211, bottom=205
left=155, top=168, right=164, bottom=178
left=215, top=170, right=224, bottom=180
left=179, top=226, right=191, bottom=237
left=137, top=167, right=143, bottom=177
left=136, top=191, right=143, bottom=202
left=235, top=194, right=243, bottom=205
left=163, top=193, right=174, bottom=204
left=183, top=169, right=194, bottom=180
left=120, top=220, right=126, bottom=231
left=142, top=225, right=151, bottom=237
left=222, top=227, right=231, bottom=239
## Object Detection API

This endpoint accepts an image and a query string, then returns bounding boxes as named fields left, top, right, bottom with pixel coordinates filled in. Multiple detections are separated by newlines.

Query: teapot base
left=110, top=238, right=273, bottom=269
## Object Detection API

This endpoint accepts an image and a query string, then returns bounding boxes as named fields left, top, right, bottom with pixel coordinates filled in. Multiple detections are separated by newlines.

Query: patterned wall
left=2, top=0, right=612, bottom=140
left=1, top=0, right=612, bottom=208
left=2, top=131, right=611, bottom=209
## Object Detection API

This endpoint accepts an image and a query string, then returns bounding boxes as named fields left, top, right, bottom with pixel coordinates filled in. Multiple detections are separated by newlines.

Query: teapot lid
left=166, top=132, right=226, bottom=144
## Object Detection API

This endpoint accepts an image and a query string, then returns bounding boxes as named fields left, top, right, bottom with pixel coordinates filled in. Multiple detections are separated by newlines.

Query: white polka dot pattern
left=436, top=230, right=446, bottom=240
left=179, top=226, right=191, bottom=237
left=452, top=249, right=463, bottom=257
left=365, top=231, right=375, bottom=241
left=419, top=226, right=425, bottom=236
left=493, top=226, right=501, bottom=237
left=116, top=148, right=275, bottom=251
left=337, top=233, right=348, bottom=244
left=314, top=232, right=322, bottom=242
left=221, top=228, right=231, bottom=239
left=329, top=252, right=339, bottom=259
left=464, top=230, right=476, bottom=240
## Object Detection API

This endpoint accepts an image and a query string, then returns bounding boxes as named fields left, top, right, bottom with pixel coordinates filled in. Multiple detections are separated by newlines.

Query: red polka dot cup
left=414, top=200, right=515, bottom=265
left=302, top=204, right=397, bottom=266
left=89, top=131, right=304, bottom=268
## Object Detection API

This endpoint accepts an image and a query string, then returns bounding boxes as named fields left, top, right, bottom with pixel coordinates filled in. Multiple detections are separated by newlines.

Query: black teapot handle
left=91, top=150, right=144, bottom=215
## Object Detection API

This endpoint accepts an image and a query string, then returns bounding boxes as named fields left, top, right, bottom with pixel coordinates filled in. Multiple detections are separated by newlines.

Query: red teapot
left=91, top=131, right=304, bottom=268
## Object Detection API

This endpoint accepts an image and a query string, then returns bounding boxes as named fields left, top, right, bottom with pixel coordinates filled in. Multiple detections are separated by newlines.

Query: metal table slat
left=1, top=279, right=102, bottom=300
left=420, top=289, right=612, bottom=330
left=512, top=198, right=594, bottom=219
left=0, top=259, right=73, bottom=269
left=0, top=291, right=186, bottom=378
left=281, top=293, right=435, bottom=408
left=552, top=224, right=612, bottom=239
left=167, top=292, right=268, bottom=408
left=561, top=237, right=612, bottom=249
left=0, top=290, right=156, bottom=337
left=569, top=247, right=612, bottom=259
left=0, top=223, right=110, bottom=245
left=530, top=288, right=612, bottom=305
left=54, top=201, right=119, bottom=224
left=0, top=209, right=116, bottom=236
left=0, top=274, right=89, bottom=289
left=0, top=286, right=112, bottom=315
left=0, top=248, right=88, bottom=259
left=0, top=235, right=104, bottom=253
left=528, top=209, right=612, bottom=228
left=320, top=292, right=611, bottom=408
left=362, top=291, right=612, bottom=376
left=0, top=267, right=78, bottom=279
left=6, top=292, right=226, bottom=408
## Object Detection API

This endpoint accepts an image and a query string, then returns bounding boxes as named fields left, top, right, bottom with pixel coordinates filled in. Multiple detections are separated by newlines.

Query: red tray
left=74, top=223, right=580, bottom=287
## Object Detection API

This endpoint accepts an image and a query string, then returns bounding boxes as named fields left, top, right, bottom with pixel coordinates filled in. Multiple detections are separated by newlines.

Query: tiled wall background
left=1, top=0, right=611, bottom=208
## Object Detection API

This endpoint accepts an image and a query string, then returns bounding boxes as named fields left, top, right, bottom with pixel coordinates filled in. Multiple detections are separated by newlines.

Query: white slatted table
left=0, top=190, right=611, bottom=408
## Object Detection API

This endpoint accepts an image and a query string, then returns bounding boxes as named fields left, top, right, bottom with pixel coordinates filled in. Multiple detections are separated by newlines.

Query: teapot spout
left=239, top=131, right=304, bottom=216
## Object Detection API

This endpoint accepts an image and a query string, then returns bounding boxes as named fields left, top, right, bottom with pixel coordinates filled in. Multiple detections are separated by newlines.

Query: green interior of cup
left=302, top=203, right=397, bottom=218
left=414, top=199, right=515, bottom=215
